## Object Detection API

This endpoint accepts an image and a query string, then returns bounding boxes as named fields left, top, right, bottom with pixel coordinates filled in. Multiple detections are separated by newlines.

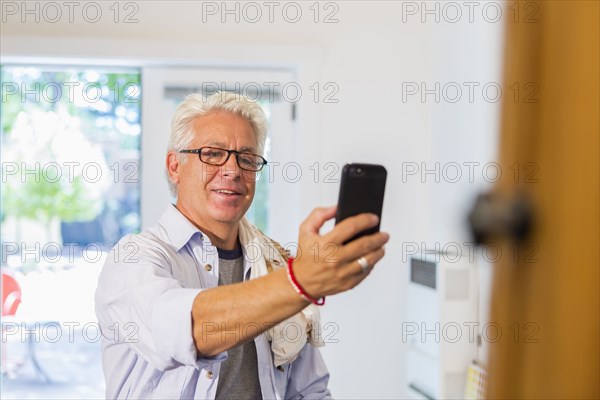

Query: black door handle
left=468, top=191, right=533, bottom=245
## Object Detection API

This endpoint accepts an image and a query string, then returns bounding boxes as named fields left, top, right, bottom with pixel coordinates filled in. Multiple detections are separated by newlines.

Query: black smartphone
left=335, top=163, right=387, bottom=244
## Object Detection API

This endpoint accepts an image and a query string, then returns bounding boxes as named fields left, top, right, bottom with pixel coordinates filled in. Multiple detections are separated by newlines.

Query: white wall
left=1, top=1, right=503, bottom=397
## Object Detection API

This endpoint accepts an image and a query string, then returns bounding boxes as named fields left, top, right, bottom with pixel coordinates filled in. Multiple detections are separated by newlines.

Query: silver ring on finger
left=357, top=256, right=370, bottom=273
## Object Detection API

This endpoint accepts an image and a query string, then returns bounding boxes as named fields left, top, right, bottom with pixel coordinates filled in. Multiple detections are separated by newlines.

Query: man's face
left=172, top=110, right=258, bottom=227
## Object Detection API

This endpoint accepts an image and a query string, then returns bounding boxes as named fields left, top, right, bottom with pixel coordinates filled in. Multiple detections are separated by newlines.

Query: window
left=1, top=65, right=141, bottom=398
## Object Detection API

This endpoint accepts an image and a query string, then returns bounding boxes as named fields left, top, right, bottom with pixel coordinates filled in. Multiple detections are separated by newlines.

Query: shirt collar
left=159, top=204, right=205, bottom=251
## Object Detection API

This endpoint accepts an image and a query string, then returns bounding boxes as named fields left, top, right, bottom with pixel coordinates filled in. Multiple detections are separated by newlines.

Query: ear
left=166, top=151, right=181, bottom=187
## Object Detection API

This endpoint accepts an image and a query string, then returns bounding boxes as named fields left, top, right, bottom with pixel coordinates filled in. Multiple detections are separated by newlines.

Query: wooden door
left=486, top=1, right=599, bottom=398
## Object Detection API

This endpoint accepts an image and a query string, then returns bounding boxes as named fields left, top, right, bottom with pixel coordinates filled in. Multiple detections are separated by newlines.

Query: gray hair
left=166, top=91, right=268, bottom=196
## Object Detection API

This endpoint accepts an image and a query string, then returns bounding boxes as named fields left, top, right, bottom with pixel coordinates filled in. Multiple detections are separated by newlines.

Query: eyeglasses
left=179, top=146, right=268, bottom=172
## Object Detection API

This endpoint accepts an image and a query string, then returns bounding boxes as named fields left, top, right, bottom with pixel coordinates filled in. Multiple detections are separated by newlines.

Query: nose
left=220, top=152, right=241, bottom=179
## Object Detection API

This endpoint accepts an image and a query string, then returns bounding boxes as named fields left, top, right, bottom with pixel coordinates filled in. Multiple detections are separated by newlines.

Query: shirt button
left=206, top=371, right=214, bottom=379
left=277, top=365, right=285, bottom=372
left=204, top=264, right=212, bottom=272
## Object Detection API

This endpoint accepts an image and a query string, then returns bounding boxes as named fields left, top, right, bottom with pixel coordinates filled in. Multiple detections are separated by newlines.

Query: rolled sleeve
left=152, top=287, right=226, bottom=369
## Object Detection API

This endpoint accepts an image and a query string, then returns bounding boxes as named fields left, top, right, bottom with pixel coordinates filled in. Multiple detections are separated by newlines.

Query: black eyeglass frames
left=179, top=147, right=268, bottom=172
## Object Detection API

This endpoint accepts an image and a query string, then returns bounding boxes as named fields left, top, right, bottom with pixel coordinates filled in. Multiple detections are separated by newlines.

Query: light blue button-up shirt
left=95, top=205, right=331, bottom=399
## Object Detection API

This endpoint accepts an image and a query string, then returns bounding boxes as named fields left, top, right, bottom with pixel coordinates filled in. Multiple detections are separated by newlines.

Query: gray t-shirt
left=215, top=245, right=262, bottom=400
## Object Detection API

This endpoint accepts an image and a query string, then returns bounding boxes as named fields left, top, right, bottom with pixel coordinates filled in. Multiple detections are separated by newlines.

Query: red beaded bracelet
left=286, top=257, right=325, bottom=306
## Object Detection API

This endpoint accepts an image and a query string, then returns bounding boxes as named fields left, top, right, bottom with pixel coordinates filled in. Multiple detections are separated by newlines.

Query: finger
left=349, top=247, right=386, bottom=275
left=339, top=247, right=386, bottom=292
left=300, top=205, right=337, bottom=235
left=325, top=213, right=380, bottom=244
left=335, top=231, right=389, bottom=263
left=355, top=255, right=371, bottom=275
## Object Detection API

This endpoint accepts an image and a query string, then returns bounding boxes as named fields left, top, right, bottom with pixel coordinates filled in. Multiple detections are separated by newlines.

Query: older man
left=95, top=92, right=389, bottom=399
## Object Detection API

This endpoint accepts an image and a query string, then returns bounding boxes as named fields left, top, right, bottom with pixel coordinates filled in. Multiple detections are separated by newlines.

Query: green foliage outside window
left=1, top=66, right=141, bottom=240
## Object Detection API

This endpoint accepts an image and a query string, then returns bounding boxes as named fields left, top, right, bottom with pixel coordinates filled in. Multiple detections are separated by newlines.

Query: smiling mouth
left=213, top=189, right=242, bottom=196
